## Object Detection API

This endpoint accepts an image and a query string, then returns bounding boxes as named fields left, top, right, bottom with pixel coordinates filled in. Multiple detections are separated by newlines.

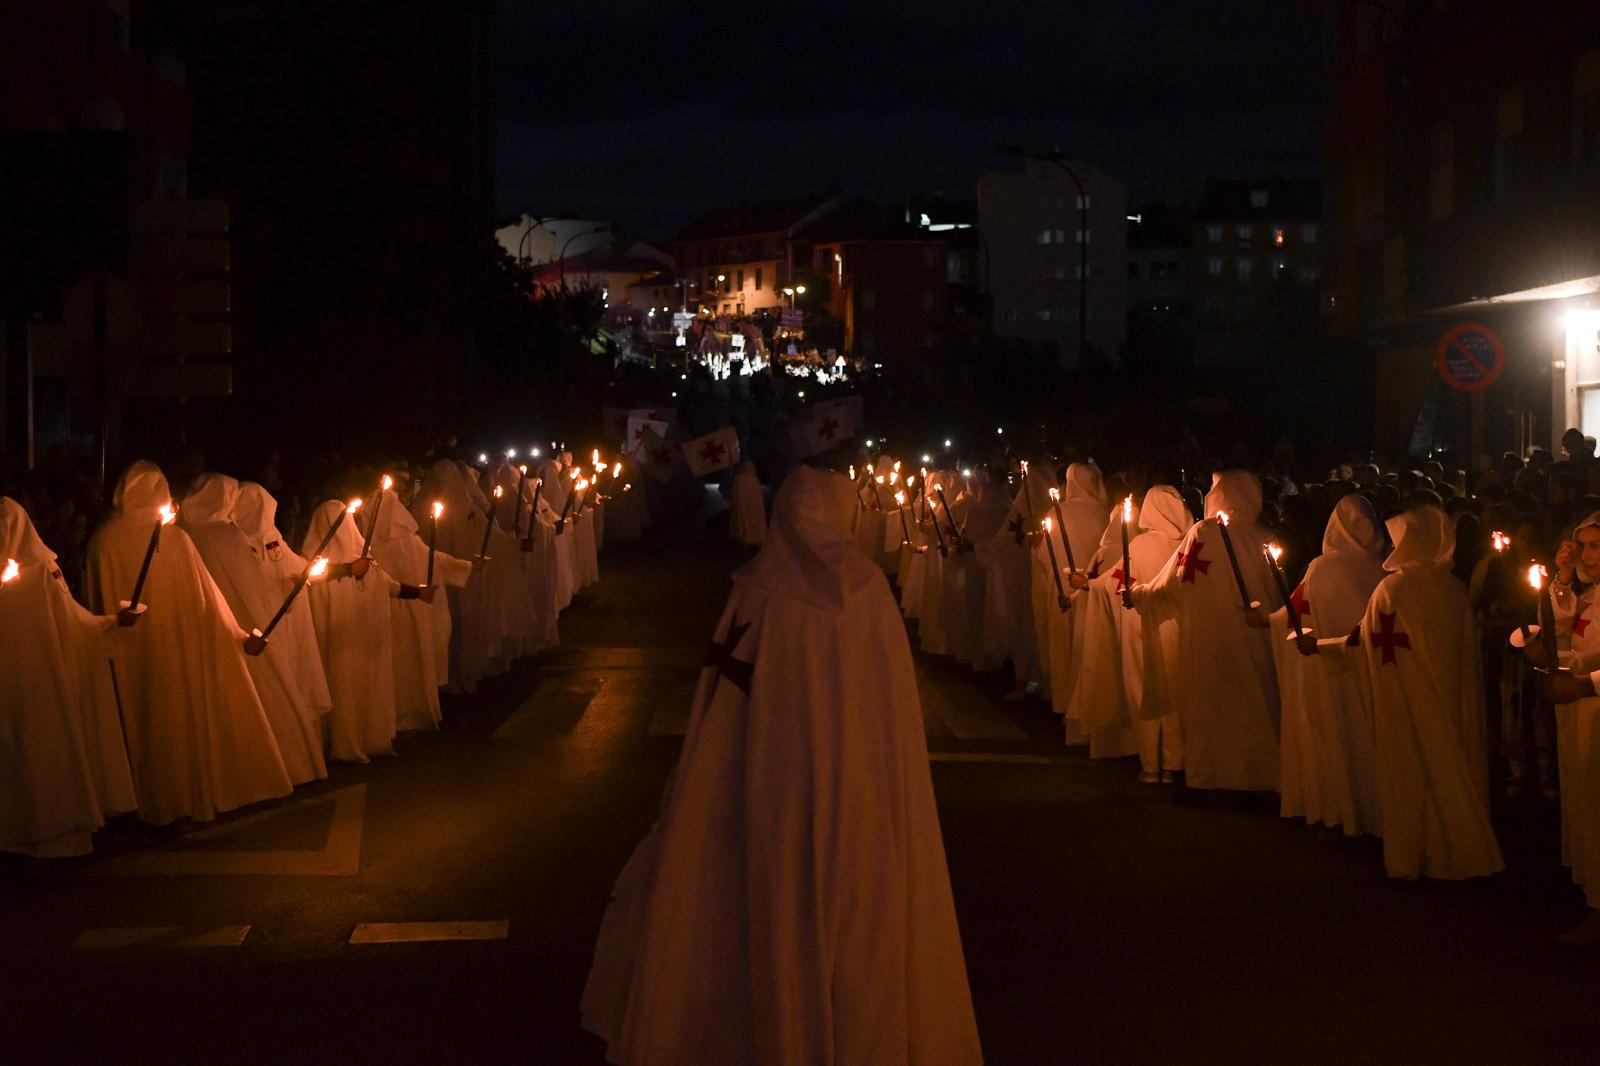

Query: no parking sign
left=1434, top=322, right=1505, bottom=392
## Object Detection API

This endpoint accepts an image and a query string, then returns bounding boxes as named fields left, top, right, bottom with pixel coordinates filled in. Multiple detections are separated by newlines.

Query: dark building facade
left=1325, top=0, right=1600, bottom=464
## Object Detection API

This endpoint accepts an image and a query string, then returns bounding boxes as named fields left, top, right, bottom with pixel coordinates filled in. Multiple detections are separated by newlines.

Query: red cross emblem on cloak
left=816, top=416, right=840, bottom=441
left=700, top=438, right=728, bottom=466
left=1178, top=541, right=1211, bottom=583
left=1371, top=610, right=1411, bottom=665
left=1110, top=566, right=1127, bottom=592
left=1575, top=613, right=1592, bottom=639
left=704, top=614, right=755, bottom=696
left=1290, top=584, right=1311, bottom=620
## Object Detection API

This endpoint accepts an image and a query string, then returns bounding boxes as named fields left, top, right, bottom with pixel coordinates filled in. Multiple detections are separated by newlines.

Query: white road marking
left=72, top=925, right=252, bottom=949
left=348, top=920, right=509, bottom=945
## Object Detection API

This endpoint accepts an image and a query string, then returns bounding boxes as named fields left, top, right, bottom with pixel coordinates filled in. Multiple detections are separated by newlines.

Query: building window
left=1249, top=189, right=1269, bottom=208
left=1076, top=229, right=1090, bottom=244
left=1076, top=195, right=1091, bottom=210
left=1206, top=256, right=1223, bottom=276
left=1301, top=223, right=1319, bottom=243
left=1129, top=261, right=1141, bottom=280
left=1003, top=307, right=1018, bottom=323
left=921, top=289, right=936, bottom=311
left=1203, top=296, right=1223, bottom=322
left=1237, top=223, right=1253, bottom=244
left=861, top=289, right=876, bottom=310
left=1037, top=308, right=1053, bottom=321
left=1298, top=265, right=1321, bottom=284
left=1055, top=197, right=1066, bottom=209
left=1428, top=121, right=1454, bottom=221
left=1235, top=291, right=1254, bottom=318
left=1037, top=229, right=1052, bottom=245
left=736, top=269, right=745, bottom=291
left=1054, top=229, right=1066, bottom=244
left=1074, top=264, right=1091, bottom=280
left=1271, top=225, right=1286, bottom=247
left=755, top=267, right=763, bottom=290
left=1055, top=266, right=1067, bottom=280
left=1206, top=224, right=1224, bottom=242
left=1495, top=85, right=1524, bottom=199
left=1575, top=48, right=1600, bottom=171
left=1237, top=258, right=1253, bottom=281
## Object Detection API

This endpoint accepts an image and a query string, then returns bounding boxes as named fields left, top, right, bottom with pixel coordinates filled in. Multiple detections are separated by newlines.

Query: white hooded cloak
left=1359, top=505, right=1503, bottom=879
left=1273, top=494, right=1386, bottom=835
left=1128, top=471, right=1281, bottom=791
left=183, top=474, right=329, bottom=786
left=581, top=466, right=981, bottom=1065
left=729, top=461, right=767, bottom=546
left=1, top=498, right=137, bottom=855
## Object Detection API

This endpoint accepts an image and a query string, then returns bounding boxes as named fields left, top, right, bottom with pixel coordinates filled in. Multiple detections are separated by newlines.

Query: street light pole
left=557, top=226, right=607, bottom=292
left=516, top=215, right=556, bottom=265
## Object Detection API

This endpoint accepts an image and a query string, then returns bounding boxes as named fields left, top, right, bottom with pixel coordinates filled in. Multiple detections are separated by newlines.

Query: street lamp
left=516, top=215, right=558, bottom=265
left=557, top=226, right=608, bottom=292
left=782, top=285, right=807, bottom=309
left=995, top=145, right=1089, bottom=367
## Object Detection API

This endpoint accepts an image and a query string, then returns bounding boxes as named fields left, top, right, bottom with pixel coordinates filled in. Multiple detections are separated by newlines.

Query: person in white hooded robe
left=87, top=461, right=292, bottom=825
left=415, top=460, right=507, bottom=692
left=182, top=474, right=329, bottom=786
left=728, top=460, right=767, bottom=546
left=362, top=486, right=472, bottom=731
left=1034, top=462, right=1105, bottom=704
left=1, top=497, right=137, bottom=856
left=459, top=459, right=543, bottom=659
left=301, top=500, right=400, bottom=762
left=535, top=457, right=579, bottom=612
left=486, top=459, right=559, bottom=652
left=581, top=465, right=982, bottom=1065
left=1059, top=495, right=1145, bottom=761
left=1272, top=494, right=1387, bottom=835
left=984, top=463, right=1050, bottom=696
left=1356, top=504, right=1502, bottom=880
left=1128, top=470, right=1281, bottom=793
left=951, top=469, right=1012, bottom=670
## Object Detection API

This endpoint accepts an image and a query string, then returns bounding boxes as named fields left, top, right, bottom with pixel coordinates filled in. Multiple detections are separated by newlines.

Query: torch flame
left=431, top=501, right=444, bottom=519
left=895, top=490, right=906, bottom=506
left=1041, top=516, right=1053, bottom=533
left=577, top=479, right=590, bottom=491
left=493, top=485, right=503, bottom=498
left=1048, top=486, right=1061, bottom=502
left=309, top=556, right=330, bottom=579
left=611, top=462, right=621, bottom=477
left=519, top=464, right=528, bottom=475
left=849, top=465, right=857, bottom=480
left=875, top=475, right=885, bottom=485
left=889, top=471, right=899, bottom=485
left=158, top=503, right=177, bottom=526
left=592, top=449, right=600, bottom=465
left=380, top=474, right=394, bottom=492
left=1217, top=510, right=1231, bottom=527
left=1, top=558, right=18, bottom=584
left=346, top=498, right=364, bottom=515
left=1123, top=494, right=1134, bottom=523
left=866, top=464, right=874, bottom=475
left=1491, top=530, right=1509, bottom=552
left=623, top=483, right=632, bottom=492
left=1529, top=563, right=1547, bottom=591
left=1265, top=542, right=1283, bottom=563
left=893, top=460, right=902, bottom=472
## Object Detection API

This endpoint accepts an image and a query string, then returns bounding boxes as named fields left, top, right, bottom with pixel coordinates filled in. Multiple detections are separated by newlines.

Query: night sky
left=495, top=1, right=1327, bottom=241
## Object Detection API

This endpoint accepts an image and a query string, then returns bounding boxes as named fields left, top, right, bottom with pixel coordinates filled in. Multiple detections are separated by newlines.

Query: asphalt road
left=3, top=508, right=1599, bottom=1064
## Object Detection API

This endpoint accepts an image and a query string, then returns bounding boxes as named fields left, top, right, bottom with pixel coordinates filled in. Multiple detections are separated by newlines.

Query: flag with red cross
left=682, top=426, right=741, bottom=478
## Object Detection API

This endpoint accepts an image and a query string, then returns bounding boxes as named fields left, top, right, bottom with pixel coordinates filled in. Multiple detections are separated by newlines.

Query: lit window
left=1249, top=189, right=1268, bottom=208
left=1272, top=225, right=1286, bottom=247
left=1037, top=229, right=1053, bottom=245
left=1206, top=256, right=1223, bottom=276
left=1076, top=195, right=1091, bottom=210
left=1076, top=229, right=1090, bottom=244
left=1206, top=224, right=1224, bottom=242
left=1037, top=308, right=1053, bottom=321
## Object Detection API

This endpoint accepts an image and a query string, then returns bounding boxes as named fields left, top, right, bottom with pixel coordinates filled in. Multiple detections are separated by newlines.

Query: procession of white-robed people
left=11, top=391, right=1600, bottom=1062
left=0, top=439, right=653, bottom=858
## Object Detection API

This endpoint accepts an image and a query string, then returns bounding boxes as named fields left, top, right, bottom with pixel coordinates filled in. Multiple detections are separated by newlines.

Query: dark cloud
left=495, top=0, right=1326, bottom=238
